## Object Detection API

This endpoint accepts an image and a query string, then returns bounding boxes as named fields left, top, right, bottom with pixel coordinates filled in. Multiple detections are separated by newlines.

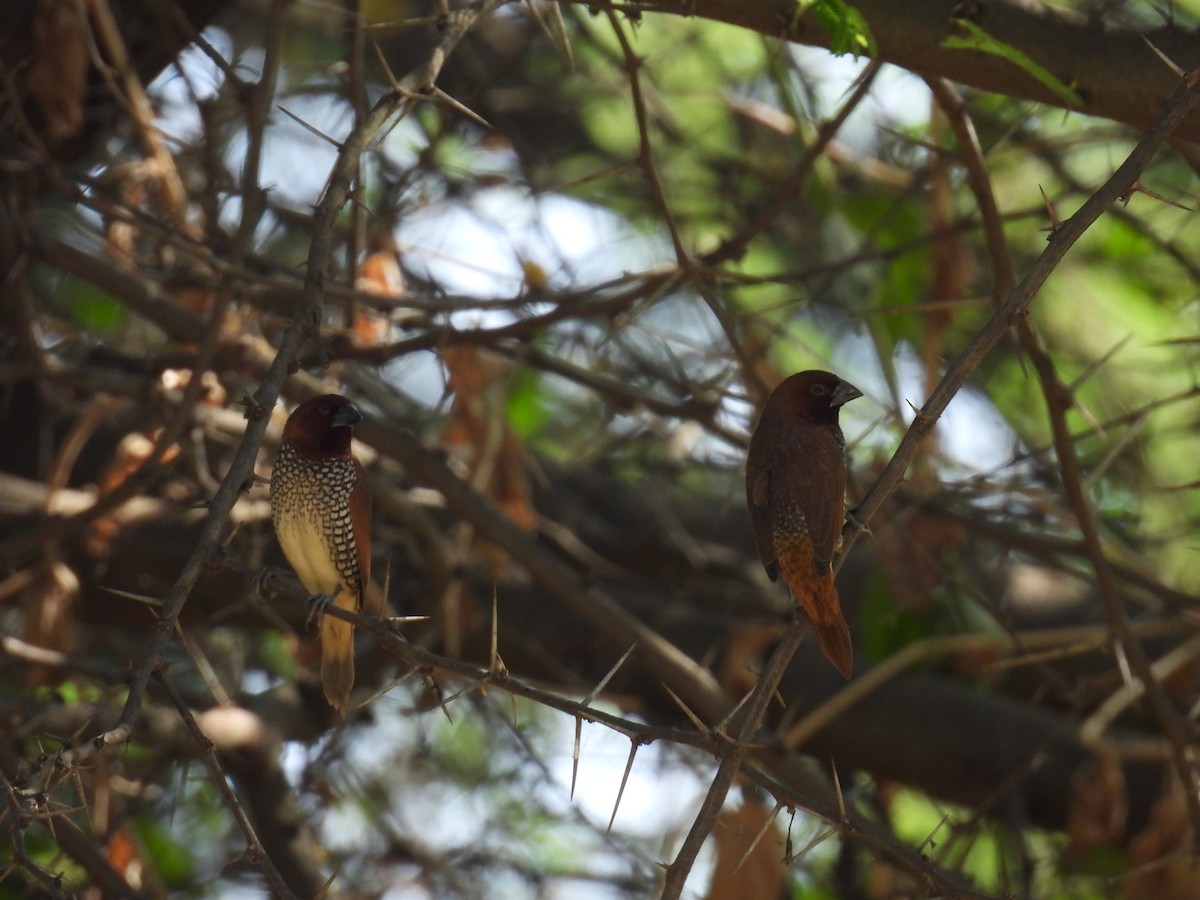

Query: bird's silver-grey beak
left=831, top=379, right=863, bottom=408
left=331, top=403, right=363, bottom=428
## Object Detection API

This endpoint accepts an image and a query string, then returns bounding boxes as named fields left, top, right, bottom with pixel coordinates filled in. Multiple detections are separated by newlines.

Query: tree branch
left=840, top=63, right=1200, bottom=561
left=581, top=0, right=1200, bottom=141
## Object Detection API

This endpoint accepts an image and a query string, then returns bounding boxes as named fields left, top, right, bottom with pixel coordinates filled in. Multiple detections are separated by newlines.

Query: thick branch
left=584, top=0, right=1200, bottom=142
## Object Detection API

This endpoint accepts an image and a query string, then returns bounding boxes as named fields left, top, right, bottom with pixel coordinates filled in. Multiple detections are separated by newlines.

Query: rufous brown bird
left=271, top=394, right=372, bottom=714
left=746, top=370, right=862, bottom=678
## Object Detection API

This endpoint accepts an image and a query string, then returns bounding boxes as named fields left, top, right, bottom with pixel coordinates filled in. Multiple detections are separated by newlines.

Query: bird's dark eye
left=319, top=404, right=331, bottom=415
left=810, top=384, right=829, bottom=397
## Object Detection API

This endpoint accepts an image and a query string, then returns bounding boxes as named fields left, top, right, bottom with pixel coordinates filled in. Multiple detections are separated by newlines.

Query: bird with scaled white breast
left=270, top=394, right=372, bottom=714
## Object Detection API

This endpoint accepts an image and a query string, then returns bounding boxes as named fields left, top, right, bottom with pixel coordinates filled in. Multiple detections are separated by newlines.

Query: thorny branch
left=3, top=1, right=1199, bottom=897
left=235, top=554, right=991, bottom=898
left=12, top=0, right=503, bottom=835
left=659, top=622, right=806, bottom=899
left=154, top=672, right=298, bottom=900
left=840, top=66, right=1200, bottom=561
left=926, top=73, right=1200, bottom=853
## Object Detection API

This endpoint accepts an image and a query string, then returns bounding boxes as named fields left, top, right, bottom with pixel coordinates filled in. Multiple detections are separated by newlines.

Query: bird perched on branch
left=746, top=370, right=862, bottom=678
left=270, top=394, right=372, bottom=714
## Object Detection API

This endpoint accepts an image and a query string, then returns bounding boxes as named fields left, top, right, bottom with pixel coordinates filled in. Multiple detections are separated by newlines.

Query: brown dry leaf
left=352, top=312, right=389, bottom=347
left=705, top=797, right=785, bottom=900
left=440, top=345, right=536, bottom=534
left=493, top=431, right=537, bottom=532
left=356, top=234, right=406, bottom=298
left=353, top=235, right=405, bottom=347
left=1065, top=751, right=1127, bottom=867
left=106, top=825, right=144, bottom=889
left=441, top=344, right=503, bottom=446
left=1125, top=772, right=1200, bottom=900
left=26, top=0, right=89, bottom=146
left=85, top=429, right=180, bottom=559
left=21, top=561, right=79, bottom=688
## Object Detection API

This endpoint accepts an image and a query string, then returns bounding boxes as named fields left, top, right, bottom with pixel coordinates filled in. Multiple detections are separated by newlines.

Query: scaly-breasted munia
left=746, top=370, right=862, bottom=678
left=271, top=394, right=372, bottom=714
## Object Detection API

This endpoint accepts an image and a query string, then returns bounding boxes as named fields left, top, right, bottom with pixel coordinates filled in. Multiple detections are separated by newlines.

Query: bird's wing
left=748, top=460, right=779, bottom=581
left=776, top=427, right=845, bottom=575
left=350, top=458, right=372, bottom=605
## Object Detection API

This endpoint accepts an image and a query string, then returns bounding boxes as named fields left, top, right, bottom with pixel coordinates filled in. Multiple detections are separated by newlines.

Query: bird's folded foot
left=306, top=592, right=337, bottom=632
left=253, top=566, right=287, bottom=602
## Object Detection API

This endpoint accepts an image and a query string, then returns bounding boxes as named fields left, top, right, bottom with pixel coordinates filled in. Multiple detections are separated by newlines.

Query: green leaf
left=256, top=630, right=298, bottom=680
left=861, top=571, right=933, bottom=661
left=70, top=285, right=125, bottom=334
left=135, top=817, right=195, bottom=886
left=507, top=367, right=548, bottom=438
left=943, top=19, right=1083, bottom=107
left=795, top=0, right=876, bottom=57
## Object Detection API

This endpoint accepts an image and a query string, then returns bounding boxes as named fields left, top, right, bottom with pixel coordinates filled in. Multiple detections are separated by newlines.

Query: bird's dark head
left=281, top=394, right=363, bottom=456
left=768, top=370, right=862, bottom=425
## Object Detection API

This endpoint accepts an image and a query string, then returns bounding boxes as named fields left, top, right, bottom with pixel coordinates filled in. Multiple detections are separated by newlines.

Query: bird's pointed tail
left=320, top=592, right=357, bottom=714
left=800, top=574, right=853, bottom=679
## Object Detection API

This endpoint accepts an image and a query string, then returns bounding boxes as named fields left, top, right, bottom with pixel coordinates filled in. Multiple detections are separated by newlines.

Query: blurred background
left=2, top=0, right=1199, bottom=897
